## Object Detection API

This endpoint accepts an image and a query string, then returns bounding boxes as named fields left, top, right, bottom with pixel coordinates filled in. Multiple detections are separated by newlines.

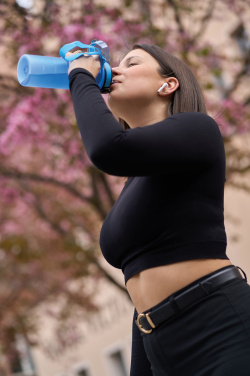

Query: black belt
left=136, top=266, right=246, bottom=334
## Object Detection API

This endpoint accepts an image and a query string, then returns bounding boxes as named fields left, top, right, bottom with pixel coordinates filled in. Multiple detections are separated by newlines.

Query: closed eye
left=128, top=63, right=138, bottom=67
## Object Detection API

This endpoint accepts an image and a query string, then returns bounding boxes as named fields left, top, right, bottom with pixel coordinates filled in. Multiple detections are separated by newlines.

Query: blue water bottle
left=17, top=40, right=112, bottom=93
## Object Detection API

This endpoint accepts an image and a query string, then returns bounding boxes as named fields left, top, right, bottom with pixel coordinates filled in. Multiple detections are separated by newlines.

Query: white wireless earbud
left=158, top=83, right=169, bottom=93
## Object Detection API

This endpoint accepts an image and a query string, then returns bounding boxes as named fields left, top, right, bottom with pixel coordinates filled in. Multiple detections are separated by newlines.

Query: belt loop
left=236, top=266, right=248, bottom=282
left=169, top=295, right=181, bottom=313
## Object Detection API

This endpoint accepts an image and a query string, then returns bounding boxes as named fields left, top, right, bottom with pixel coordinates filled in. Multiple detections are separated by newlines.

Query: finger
left=65, top=50, right=84, bottom=58
left=93, top=54, right=100, bottom=61
left=72, top=51, right=91, bottom=58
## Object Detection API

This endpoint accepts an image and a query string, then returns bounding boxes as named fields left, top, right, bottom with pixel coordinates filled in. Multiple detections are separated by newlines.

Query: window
left=104, top=344, right=129, bottom=376
left=108, top=350, right=127, bottom=376
left=72, top=363, right=91, bottom=376
left=9, top=336, right=36, bottom=375
left=77, top=370, right=89, bottom=376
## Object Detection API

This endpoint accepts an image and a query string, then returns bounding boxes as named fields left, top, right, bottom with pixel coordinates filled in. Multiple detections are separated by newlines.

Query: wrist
left=68, top=58, right=100, bottom=77
left=69, top=68, right=95, bottom=79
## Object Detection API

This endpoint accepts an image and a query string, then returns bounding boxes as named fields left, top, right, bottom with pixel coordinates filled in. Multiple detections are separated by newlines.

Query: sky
left=16, top=0, right=33, bottom=9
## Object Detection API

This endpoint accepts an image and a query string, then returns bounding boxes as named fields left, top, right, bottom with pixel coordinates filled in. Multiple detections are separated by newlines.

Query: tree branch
left=41, top=0, right=54, bottom=24
left=166, top=0, right=185, bottom=33
left=228, top=181, right=250, bottom=193
left=90, top=257, right=130, bottom=298
left=223, top=57, right=250, bottom=98
left=244, top=96, right=250, bottom=106
left=89, top=167, right=109, bottom=219
left=97, top=171, right=117, bottom=207
left=18, top=180, right=67, bottom=236
left=0, top=168, right=92, bottom=205
left=227, top=164, right=250, bottom=175
left=137, top=0, right=152, bottom=27
left=17, top=180, right=128, bottom=298
left=0, top=75, right=26, bottom=95
left=190, top=0, right=216, bottom=44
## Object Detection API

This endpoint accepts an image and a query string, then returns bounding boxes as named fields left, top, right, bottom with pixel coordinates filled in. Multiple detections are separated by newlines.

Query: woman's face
left=107, top=49, right=165, bottom=117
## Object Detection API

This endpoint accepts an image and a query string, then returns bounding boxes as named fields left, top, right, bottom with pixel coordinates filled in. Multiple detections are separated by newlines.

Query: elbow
left=88, top=147, right=104, bottom=168
left=88, top=147, right=124, bottom=176
left=88, top=147, right=113, bottom=174
left=85, top=131, right=126, bottom=175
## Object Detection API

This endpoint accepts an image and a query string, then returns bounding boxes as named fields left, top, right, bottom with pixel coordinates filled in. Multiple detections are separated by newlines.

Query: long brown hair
left=120, top=44, right=207, bottom=130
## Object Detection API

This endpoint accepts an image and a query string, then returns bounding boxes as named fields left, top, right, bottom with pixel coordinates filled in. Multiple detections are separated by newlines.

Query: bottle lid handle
left=59, top=41, right=103, bottom=62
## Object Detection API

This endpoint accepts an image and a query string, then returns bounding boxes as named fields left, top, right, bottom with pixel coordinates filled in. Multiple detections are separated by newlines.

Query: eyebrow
left=119, top=55, right=143, bottom=67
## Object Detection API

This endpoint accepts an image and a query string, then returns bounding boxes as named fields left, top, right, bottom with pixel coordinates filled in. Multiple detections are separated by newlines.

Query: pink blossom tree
left=0, top=0, right=249, bottom=368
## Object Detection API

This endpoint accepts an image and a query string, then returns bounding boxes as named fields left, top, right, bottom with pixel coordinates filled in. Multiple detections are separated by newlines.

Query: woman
left=66, top=45, right=250, bottom=376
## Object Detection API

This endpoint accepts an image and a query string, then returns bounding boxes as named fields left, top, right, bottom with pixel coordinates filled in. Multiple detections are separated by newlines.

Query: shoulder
left=164, top=112, right=220, bottom=134
left=170, top=111, right=217, bottom=124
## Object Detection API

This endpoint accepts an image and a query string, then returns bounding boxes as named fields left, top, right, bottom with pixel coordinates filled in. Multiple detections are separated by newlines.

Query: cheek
left=125, top=71, right=159, bottom=94
left=107, top=69, right=159, bottom=106
left=125, top=80, right=157, bottom=99
left=108, top=84, right=155, bottom=107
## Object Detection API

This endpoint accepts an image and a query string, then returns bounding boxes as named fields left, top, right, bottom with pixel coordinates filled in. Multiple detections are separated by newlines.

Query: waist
left=126, top=258, right=232, bottom=313
left=136, top=265, right=246, bottom=334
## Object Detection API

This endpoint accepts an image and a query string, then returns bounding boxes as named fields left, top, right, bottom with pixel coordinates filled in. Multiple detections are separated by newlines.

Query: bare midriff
left=126, top=258, right=233, bottom=313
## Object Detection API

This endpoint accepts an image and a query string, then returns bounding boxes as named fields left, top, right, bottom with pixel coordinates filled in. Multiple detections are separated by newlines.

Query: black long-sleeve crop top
left=69, top=68, right=228, bottom=285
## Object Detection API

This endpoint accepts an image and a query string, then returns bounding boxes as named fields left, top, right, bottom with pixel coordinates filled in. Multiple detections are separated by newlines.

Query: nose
left=111, top=66, right=122, bottom=77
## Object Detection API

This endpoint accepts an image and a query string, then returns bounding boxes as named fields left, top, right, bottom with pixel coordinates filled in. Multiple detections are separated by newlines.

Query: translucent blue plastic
left=17, top=55, right=70, bottom=89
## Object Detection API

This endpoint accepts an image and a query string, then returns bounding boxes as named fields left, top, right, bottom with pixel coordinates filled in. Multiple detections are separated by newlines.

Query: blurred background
left=0, top=0, right=250, bottom=375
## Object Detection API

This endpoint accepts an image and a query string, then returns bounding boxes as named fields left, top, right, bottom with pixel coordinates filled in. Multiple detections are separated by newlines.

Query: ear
left=158, top=77, right=179, bottom=97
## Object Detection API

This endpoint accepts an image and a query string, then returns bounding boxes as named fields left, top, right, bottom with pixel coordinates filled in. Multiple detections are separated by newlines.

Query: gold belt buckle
left=137, top=313, right=156, bottom=334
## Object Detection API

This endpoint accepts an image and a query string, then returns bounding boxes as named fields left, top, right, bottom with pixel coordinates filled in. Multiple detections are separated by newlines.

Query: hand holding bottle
left=66, top=50, right=101, bottom=77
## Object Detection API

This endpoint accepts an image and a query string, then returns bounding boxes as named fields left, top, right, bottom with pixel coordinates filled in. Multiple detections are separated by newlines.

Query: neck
left=120, top=101, right=169, bottom=129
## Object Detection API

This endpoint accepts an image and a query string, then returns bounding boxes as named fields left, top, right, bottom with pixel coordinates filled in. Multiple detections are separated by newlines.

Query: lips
left=111, top=80, right=120, bottom=86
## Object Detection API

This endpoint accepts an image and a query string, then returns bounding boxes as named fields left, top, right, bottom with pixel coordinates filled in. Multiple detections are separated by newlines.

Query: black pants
left=140, top=266, right=250, bottom=376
